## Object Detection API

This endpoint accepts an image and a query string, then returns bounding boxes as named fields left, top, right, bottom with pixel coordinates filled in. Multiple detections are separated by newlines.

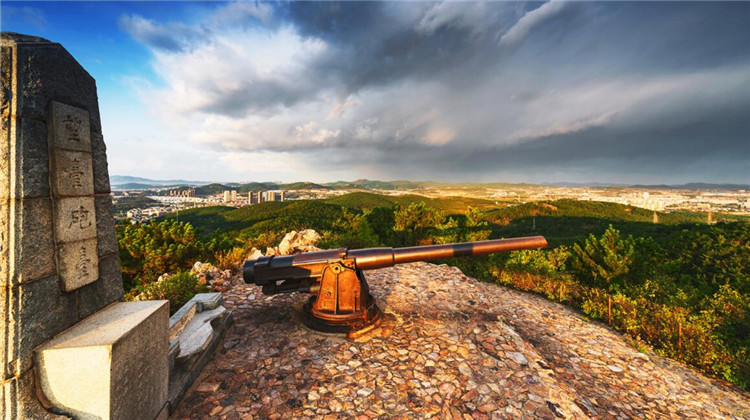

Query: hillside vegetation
left=126, top=193, right=749, bottom=389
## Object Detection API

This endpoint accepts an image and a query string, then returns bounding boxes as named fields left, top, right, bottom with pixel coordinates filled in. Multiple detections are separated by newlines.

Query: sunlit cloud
left=118, top=1, right=750, bottom=183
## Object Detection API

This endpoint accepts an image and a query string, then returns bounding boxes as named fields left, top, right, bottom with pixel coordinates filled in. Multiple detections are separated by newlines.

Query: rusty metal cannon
left=243, top=236, right=547, bottom=337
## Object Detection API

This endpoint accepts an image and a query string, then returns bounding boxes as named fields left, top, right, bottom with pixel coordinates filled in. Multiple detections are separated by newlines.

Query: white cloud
left=148, top=26, right=328, bottom=123
left=416, top=2, right=494, bottom=36
left=116, top=2, right=750, bottom=183
left=499, top=1, right=569, bottom=48
left=209, top=2, right=274, bottom=27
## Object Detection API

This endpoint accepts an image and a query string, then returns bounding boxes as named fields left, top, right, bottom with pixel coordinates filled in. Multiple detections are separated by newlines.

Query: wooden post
left=608, top=295, right=612, bottom=324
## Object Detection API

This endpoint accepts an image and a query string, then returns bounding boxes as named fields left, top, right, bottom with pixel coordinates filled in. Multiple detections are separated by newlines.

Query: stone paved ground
left=171, top=263, right=750, bottom=420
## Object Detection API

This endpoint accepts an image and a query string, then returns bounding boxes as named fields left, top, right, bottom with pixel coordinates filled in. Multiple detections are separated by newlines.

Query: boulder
left=276, top=229, right=322, bottom=255
left=191, top=261, right=220, bottom=280
left=247, top=248, right=263, bottom=260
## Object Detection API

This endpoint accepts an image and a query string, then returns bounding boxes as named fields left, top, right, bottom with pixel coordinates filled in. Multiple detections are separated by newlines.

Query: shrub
left=215, top=246, right=250, bottom=271
left=128, top=272, right=209, bottom=315
left=117, top=220, right=227, bottom=290
left=393, top=202, right=445, bottom=246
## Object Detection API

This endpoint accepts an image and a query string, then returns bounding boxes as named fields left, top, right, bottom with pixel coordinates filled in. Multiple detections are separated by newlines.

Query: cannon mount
left=243, top=236, right=547, bottom=337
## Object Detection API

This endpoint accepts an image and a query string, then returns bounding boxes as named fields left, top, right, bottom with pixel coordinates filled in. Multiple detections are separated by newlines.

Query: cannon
left=243, top=236, right=547, bottom=337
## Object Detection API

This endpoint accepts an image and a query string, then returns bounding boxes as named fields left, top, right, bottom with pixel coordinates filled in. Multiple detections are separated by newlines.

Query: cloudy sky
left=3, top=1, right=749, bottom=184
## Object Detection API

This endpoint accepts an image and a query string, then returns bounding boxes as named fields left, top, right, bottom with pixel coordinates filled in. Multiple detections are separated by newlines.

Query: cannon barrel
left=243, top=236, right=547, bottom=286
left=349, top=236, right=547, bottom=270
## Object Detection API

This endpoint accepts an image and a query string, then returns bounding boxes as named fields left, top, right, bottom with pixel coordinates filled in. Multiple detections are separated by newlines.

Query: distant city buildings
left=262, top=190, right=285, bottom=202
left=168, top=188, right=195, bottom=197
left=114, top=182, right=749, bottom=225
left=125, top=207, right=168, bottom=221
left=247, top=190, right=285, bottom=204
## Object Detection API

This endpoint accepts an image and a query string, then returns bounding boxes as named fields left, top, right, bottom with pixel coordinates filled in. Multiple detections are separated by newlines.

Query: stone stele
left=1, top=32, right=167, bottom=420
left=35, top=301, right=169, bottom=420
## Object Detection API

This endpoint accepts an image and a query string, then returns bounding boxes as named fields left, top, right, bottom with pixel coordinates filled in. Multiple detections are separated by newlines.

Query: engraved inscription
left=68, top=158, right=84, bottom=187
left=50, top=102, right=91, bottom=152
left=52, top=150, right=94, bottom=196
left=54, top=197, right=97, bottom=243
left=57, top=238, right=99, bottom=292
left=76, top=245, right=91, bottom=276
left=48, top=102, right=98, bottom=291
left=68, top=205, right=92, bottom=230
left=63, top=114, right=83, bottom=143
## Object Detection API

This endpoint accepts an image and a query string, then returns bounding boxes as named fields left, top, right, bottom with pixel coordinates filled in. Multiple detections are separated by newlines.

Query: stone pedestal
left=36, top=301, right=169, bottom=420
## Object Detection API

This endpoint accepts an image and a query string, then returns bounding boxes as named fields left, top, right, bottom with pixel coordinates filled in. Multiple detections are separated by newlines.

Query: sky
left=2, top=1, right=749, bottom=184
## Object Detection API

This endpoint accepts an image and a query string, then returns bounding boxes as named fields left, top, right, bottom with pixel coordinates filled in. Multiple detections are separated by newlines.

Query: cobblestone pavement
left=171, top=263, right=750, bottom=420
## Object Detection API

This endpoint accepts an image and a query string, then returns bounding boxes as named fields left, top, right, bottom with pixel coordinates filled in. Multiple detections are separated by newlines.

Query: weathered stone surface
left=176, top=306, right=227, bottom=364
left=9, top=38, right=100, bottom=130
left=170, top=300, right=197, bottom=341
left=14, top=197, right=56, bottom=285
left=12, top=118, right=51, bottom=199
left=36, top=301, right=169, bottom=420
left=91, top=133, right=111, bottom=194
left=77, top=254, right=124, bottom=320
left=95, top=195, right=118, bottom=256
left=10, top=275, right=78, bottom=377
left=53, top=196, right=97, bottom=243
left=51, top=149, right=94, bottom=197
left=169, top=339, right=181, bottom=373
left=167, top=305, right=232, bottom=414
left=2, top=369, right=68, bottom=420
left=1, top=32, right=127, bottom=420
left=191, top=292, right=223, bottom=311
left=267, top=229, right=321, bottom=256
left=155, top=403, right=170, bottom=420
left=1, top=45, right=11, bottom=200
left=172, top=263, right=750, bottom=420
left=56, top=238, right=99, bottom=291
left=49, top=101, right=91, bottom=152
left=177, top=322, right=214, bottom=365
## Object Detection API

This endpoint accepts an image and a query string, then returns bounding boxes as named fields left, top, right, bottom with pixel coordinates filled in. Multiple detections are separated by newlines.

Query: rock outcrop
left=172, top=263, right=750, bottom=419
left=265, top=229, right=322, bottom=256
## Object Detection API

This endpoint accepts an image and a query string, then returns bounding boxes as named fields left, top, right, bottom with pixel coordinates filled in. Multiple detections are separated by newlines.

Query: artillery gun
left=243, top=236, right=547, bottom=336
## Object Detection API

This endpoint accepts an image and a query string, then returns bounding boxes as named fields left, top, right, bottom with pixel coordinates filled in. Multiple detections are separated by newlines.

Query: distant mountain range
left=110, top=175, right=749, bottom=193
left=110, top=175, right=211, bottom=187
left=630, top=183, right=750, bottom=191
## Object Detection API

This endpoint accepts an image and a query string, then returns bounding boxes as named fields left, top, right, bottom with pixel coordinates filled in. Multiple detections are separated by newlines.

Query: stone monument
left=1, top=32, right=168, bottom=420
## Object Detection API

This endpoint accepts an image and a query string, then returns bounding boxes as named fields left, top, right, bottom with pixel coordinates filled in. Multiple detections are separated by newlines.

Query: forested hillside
left=119, top=193, right=748, bottom=389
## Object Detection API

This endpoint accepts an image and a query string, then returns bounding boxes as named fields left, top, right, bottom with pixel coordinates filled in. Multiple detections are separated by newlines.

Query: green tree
left=393, top=202, right=445, bottom=246
left=117, top=220, right=223, bottom=290
left=366, top=206, right=397, bottom=246
left=322, top=208, right=381, bottom=249
left=462, top=206, right=491, bottom=242
left=571, top=225, right=635, bottom=292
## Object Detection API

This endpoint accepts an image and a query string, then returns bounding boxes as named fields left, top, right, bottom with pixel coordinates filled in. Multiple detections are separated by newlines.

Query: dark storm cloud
left=126, top=1, right=750, bottom=183
left=282, top=1, right=511, bottom=96
left=338, top=71, right=750, bottom=183
left=513, top=2, right=750, bottom=75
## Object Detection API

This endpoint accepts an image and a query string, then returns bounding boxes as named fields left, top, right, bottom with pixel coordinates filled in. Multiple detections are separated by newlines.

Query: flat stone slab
left=176, top=306, right=227, bottom=363
left=171, top=263, right=750, bottom=419
left=36, top=301, right=169, bottom=420
left=170, top=301, right=198, bottom=341
left=191, top=293, right=223, bottom=311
